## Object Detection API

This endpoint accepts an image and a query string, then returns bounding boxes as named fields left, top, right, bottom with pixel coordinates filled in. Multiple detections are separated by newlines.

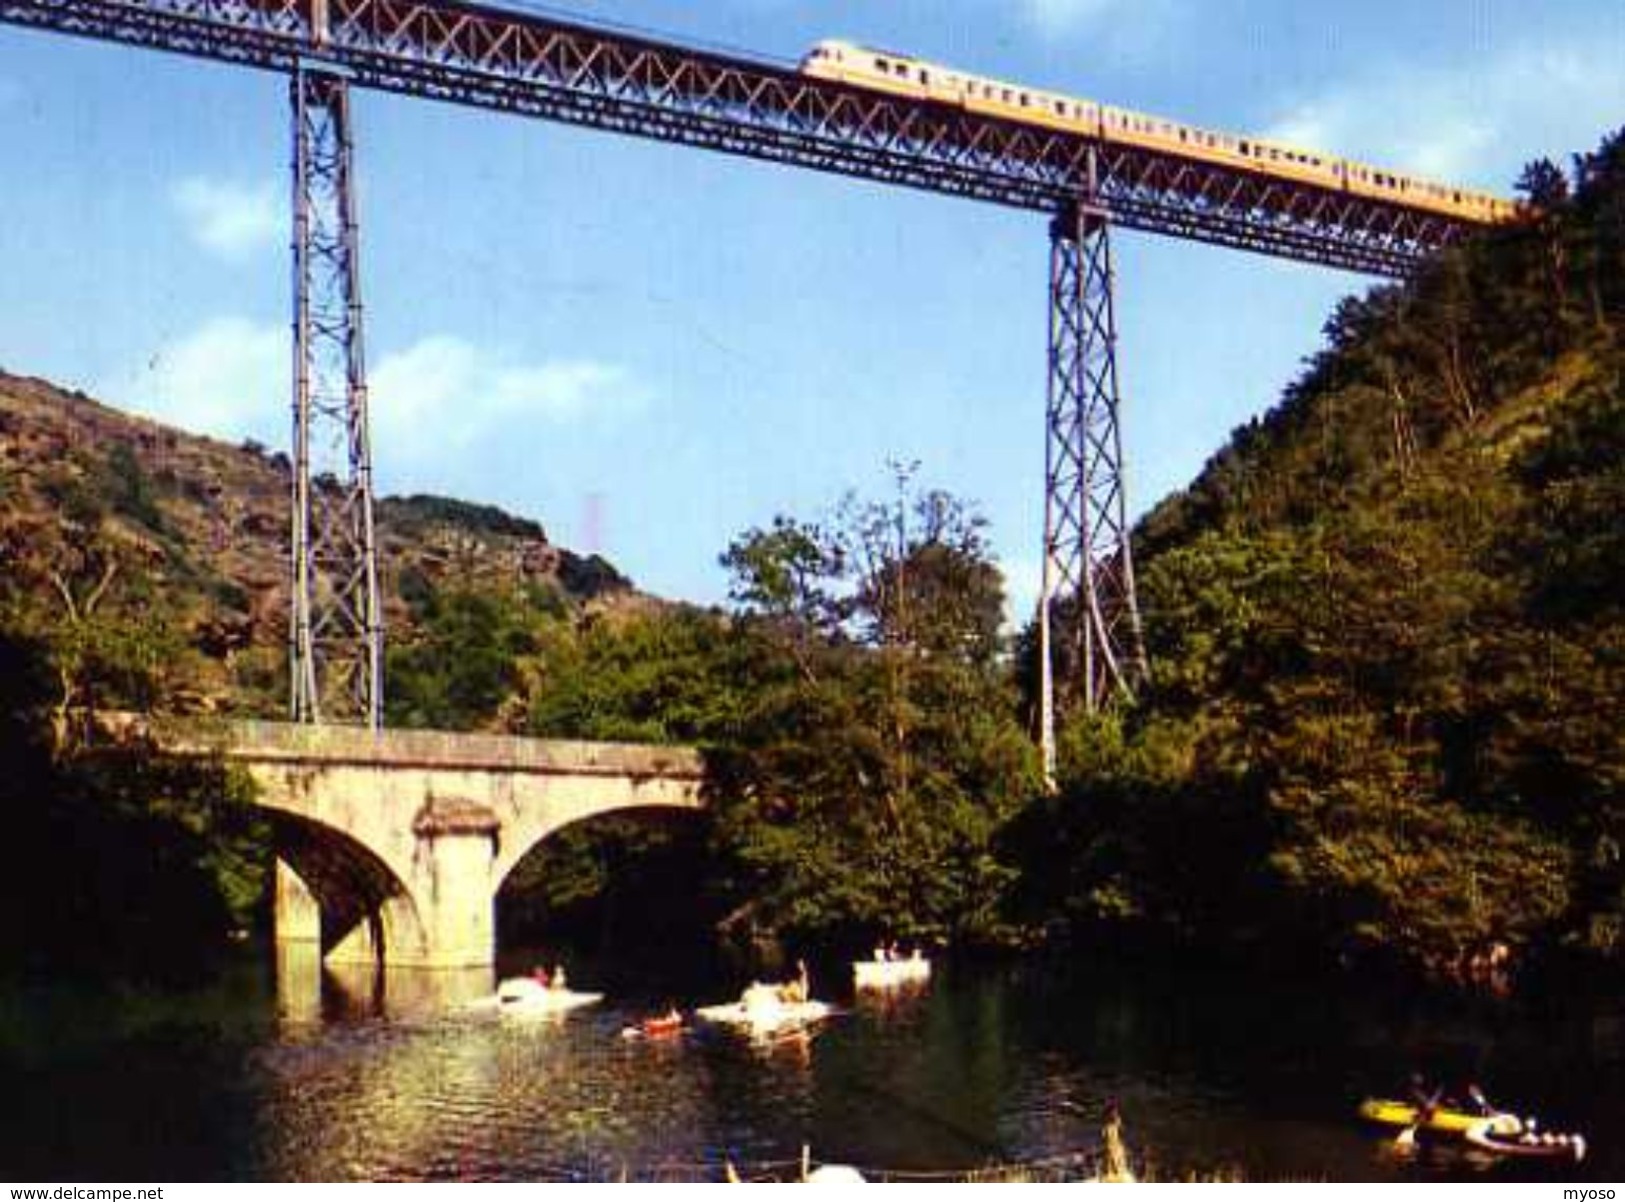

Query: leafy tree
left=708, top=470, right=1038, bottom=950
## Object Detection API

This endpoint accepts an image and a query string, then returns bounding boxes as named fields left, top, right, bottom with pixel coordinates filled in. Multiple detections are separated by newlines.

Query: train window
left=1020, top=93, right=1029, bottom=106
left=875, top=57, right=887, bottom=70
left=1055, top=100, right=1066, bottom=115
left=920, top=69, right=929, bottom=83
left=1239, top=140, right=1250, bottom=154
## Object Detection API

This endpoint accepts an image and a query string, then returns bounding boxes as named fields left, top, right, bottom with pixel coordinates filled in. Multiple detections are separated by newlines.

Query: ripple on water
left=6, top=965, right=1620, bottom=1182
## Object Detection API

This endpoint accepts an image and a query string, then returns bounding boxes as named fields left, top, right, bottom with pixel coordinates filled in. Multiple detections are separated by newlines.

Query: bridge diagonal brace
left=290, top=65, right=383, bottom=728
left=1039, top=196, right=1148, bottom=781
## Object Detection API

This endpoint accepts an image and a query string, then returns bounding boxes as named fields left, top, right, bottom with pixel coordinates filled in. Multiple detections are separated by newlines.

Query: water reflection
left=3, top=959, right=1621, bottom=1182
left=274, top=943, right=494, bottom=1024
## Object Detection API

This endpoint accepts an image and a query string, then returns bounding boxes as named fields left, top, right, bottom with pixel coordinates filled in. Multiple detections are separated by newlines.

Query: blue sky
left=1, top=0, right=1621, bottom=620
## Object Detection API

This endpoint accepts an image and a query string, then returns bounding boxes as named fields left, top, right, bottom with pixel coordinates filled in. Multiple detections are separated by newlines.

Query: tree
left=707, top=469, right=1039, bottom=949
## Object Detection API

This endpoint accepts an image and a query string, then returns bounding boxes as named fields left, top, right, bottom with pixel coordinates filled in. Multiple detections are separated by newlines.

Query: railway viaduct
left=6, top=1, right=1505, bottom=974
left=166, top=720, right=703, bottom=969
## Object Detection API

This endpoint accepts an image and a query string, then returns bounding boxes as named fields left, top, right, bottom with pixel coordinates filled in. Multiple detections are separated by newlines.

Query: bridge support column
left=1038, top=199, right=1148, bottom=783
left=289, top=66, right=383, bottom=728
left=274, top=859, right=321, bottom=943
left=405, top=797, right=502, bottom=969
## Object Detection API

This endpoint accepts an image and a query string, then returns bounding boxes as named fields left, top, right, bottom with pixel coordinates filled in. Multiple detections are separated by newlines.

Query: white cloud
left=1000, top=554, right=1047, bottom=633
left=171, top=176, right=284, bottom=260
left=1022, top=0, right=1120, bottom=35
left=105, top=323, right=642, bottom=470
left=115, top=316, right=286, bottom=445
left=1263, top=43, right=1625, bottom=187
left=369, top=335, right=644, bottom=458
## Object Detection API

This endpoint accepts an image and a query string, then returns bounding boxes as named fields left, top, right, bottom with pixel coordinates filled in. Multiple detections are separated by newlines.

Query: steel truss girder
left=290, top=65, right=382, bottom=727
left=1041, top=200, right=1147, bottom=757
left=0, top=0, right=1476, bottom=277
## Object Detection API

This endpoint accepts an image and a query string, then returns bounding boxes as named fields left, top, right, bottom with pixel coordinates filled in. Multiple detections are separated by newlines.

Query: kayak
left=1465, top=1120, right=1586, bottom=1163
left=1359, top=1099, right=1521, bottom=1137
left=621, top=1014, right=684, bottom=1040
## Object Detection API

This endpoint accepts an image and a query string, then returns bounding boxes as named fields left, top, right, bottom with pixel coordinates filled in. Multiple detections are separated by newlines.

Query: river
left=2, top=947, right=1619, bottom=1182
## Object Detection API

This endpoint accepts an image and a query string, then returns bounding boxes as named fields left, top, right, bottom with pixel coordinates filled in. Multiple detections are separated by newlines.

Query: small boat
left=620, top=1012, right=685, bottom=1040
left=696, top=982, right=833, bottom=1035
left=493, top=976, right=604, bottom=1017
left=1465, top=1120, right=1586, bottom=1163
left=853, top=954, right=931, bottom=991
left=1359, top=1099, right=1520, bottom=1138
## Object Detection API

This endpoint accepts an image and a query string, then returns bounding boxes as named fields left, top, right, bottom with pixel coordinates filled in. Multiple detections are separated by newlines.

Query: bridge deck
left=133, top=715, right=703, bottom=779
left=0, top=0, right=1489, bottom=275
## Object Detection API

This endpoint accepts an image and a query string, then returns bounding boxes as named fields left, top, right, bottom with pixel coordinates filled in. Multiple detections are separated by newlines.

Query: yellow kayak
left=1359, top=1099, right=1521, bottom=1137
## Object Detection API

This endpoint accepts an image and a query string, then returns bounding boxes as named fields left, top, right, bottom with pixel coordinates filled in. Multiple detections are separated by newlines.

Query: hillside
left=2, top=131, right=1621, bottom=988
left=0, top=372, right=634, bottom=720
left=1016, top=128, right=1625, bottom=978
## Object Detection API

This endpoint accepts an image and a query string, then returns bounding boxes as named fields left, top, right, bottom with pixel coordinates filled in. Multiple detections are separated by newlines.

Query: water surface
left=2, top=949, right=1617, bottom=1181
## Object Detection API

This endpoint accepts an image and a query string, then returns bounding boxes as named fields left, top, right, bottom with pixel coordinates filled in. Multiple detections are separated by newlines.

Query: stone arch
left=493, top=800, right=706, bottom=896
left=262, top=808, right=431, bottom=966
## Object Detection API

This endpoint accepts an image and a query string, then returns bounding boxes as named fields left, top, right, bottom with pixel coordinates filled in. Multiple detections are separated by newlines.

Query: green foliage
left=385, top=586, right=541, bottom=730
left=0, top=578, right=268, bottom=981
left=556, top=550, right=632, bottom=599
left=708, top=470, right=1039, bottom=949
left=102, top=441, right=170, bottom=536
left=376, top=493, right=547, bottom=542
left=1025, top=128, right=1625, bottom=977
left=525, top=606, right=757, bottom=744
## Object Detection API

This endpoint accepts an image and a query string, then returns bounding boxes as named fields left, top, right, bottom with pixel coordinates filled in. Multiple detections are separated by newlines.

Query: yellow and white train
left=800, top=40, right=1516, bottom=226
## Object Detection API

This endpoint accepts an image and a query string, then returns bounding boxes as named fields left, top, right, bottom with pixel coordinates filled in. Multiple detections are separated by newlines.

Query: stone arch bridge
left=170, top=720, right=704, bottom=969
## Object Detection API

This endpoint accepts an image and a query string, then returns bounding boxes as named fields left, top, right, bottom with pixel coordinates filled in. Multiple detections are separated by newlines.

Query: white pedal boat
left=853, top=955, right=931, bottom=990
left=696, top=983, right=832, bottom=1035
left=491, top=976, right=604, bottom=1017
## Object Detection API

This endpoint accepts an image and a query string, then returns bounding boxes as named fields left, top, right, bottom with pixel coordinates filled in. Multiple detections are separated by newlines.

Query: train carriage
left=800, top=39, right=1517, bottom=225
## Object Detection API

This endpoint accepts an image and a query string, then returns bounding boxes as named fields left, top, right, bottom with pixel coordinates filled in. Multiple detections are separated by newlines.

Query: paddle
left=1396, top=1086, right=1445, bottom=1151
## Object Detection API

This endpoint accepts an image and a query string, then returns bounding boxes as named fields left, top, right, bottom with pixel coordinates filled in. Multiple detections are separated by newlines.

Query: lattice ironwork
left=289, top=65, right=382, bottom=727
left=1039, top=198, right=1147, bottom=779
left=0, top=0, right=1483, bottom=277
left=0, top=0, right=1500, bottom=741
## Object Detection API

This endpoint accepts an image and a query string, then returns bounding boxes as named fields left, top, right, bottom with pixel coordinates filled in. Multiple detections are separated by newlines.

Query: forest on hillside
left=0, top=128, right=1621, bottom=986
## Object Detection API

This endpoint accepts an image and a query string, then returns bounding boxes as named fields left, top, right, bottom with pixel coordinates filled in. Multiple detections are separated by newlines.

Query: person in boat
left=778, top=960, right=810, bottom=1004
left=1465, top=1083, right=1495, bottom=1117
left=1407, top=1073, right=1442, bottom=1124
left=531, top=964, right=551, bottom=987
left=1100, top=1098, right=1132, bottom=1182
left=640, top=1004, right=682, bottom=1035
left=551, top=964, right=567, bottom=991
